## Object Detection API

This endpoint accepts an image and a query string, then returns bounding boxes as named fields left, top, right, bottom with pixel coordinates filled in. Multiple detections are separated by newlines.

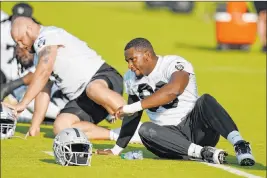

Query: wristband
left=122, top=101, right=143, bottom=114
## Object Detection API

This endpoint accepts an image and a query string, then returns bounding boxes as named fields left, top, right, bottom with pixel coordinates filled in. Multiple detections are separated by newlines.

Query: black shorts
left=59, top=63, right=123, bottom=124
left=254, top=1, right=267, bottom=14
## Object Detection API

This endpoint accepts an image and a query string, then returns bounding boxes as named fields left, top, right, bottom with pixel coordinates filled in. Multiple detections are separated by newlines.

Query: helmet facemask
left=0, top=105, right=17, bottom=140
left=53, top=128, right=93, bottom=166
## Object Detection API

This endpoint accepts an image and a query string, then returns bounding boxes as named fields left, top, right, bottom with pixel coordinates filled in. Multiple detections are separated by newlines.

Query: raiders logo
left=175, top=63, right=184, bottom=71
left=37, top=37, right=46, bottom=48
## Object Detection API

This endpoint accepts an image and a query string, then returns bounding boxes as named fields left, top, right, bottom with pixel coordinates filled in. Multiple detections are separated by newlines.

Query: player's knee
left=53, top=115, right=71, bottom=135
left=86, top=84, right=95, bottom=97
left=86, top=80, right=108, bottom=98
left=53, top=122, right=60, bottom=135
left=201, top=93, right=215, bottom=102
left=138, top=122, right=155, bottom=138
left=53, top=118, right=62, bottom=135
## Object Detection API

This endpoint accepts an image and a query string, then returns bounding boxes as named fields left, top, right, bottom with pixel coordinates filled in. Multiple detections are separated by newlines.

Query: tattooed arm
left=19, top=46, right=58, bottom=107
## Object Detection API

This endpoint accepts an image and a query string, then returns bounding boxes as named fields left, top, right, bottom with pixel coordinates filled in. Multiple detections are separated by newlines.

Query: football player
left=5, top=16, right=142, bottom=143
left=96, top=38, right=255, bottom=166
left=1, top=6, right=66, bottom=125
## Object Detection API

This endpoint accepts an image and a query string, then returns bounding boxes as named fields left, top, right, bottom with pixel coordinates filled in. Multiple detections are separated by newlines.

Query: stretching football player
left=1, top=6, right=66, bottom=125
left=5, top=17, right=141, bottom=143
left=96, top=38, right=255, bottom=166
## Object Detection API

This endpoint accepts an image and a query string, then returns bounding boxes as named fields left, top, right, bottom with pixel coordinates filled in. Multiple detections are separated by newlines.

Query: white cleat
left=200, top=146, right=228, bottom=164
left=234, top=141, right=255, bottom=166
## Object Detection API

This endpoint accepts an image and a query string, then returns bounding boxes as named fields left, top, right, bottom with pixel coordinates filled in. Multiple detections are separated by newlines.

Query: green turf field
left=1, top=2, right=266, bottom=178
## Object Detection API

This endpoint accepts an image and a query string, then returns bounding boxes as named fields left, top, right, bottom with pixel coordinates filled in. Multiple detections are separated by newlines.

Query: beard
left=29, top=46, right=36, bottom=54
left=18, top=59, right=34, bottom=69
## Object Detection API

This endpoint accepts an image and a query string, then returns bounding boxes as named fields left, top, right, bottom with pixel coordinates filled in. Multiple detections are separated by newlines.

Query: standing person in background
left=253, top=1, right=267, bottom=52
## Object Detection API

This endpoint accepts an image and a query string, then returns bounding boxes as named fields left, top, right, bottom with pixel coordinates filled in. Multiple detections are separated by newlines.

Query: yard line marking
left=43, top=151, right=54, bottom=156
left=201, top=162, right=263, bottom=178
left=42, top=151, right=263, bottom=178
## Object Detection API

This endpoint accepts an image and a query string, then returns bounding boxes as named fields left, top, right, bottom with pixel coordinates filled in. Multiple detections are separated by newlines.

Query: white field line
left=43, top=151, right=263, bottom=178
left=43, top=151, right=54, bottom=156
left=200, top=162, right=263, bottom=178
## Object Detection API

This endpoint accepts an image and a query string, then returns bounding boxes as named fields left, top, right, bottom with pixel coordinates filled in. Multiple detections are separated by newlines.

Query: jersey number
left=137, top=81, right=178, bottom=112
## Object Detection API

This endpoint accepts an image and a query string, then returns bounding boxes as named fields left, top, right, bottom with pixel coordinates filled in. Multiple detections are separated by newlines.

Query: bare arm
left=22, top=72, right=34, bottom=85
left=141, top=70, right=189, bottom=109
left=19, top=46, right=57, bottom=107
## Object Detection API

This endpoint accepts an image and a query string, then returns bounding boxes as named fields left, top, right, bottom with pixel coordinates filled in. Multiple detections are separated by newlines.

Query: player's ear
left=26, top=25, right=32, bottom=36
left=144, top=51, right=151, bottom=61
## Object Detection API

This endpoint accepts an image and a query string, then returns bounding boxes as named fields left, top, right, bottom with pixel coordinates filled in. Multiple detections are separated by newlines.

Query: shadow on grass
left=39, top=143, right=266, bottom=171
left=92, top=143, right=154, bottom=157
left=39, top=143, right=152, bottom=165
left=226, top=154, right=266, bottom=171
left=19, top=124, right=265, bottom=171
left=16, top=124, right=111, bottom=139
left=152, top=154, right=266, bottom=171
left=40, top=159, right=57, bottom=165
left=16, top=124, right=55, bottom=139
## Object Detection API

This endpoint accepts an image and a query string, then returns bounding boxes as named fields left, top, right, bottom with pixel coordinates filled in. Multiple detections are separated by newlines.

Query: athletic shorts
left=59, top=63, right=123, bottom=124
left=254, top=1, right=267, bottom=14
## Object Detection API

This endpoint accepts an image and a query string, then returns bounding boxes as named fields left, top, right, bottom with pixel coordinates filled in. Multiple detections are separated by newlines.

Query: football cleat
left=234, top=140, right=255, bottom=166
left=201, top=146, right=228, bottom=164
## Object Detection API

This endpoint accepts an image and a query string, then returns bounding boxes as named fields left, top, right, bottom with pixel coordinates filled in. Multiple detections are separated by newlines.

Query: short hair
left=124, top=38, right=154, bottom=52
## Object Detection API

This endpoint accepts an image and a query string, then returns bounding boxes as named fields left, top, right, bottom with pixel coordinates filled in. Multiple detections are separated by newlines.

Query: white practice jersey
left=124, top=55, right=199, bottom=126
left=33, top=26, right=105, bottom=100
left=1, top=10, right=9, bottom=21
left=1, top=11, right=19, bottom=81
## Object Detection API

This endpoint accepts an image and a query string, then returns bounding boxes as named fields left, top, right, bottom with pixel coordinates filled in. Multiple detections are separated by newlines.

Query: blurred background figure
left=1, top=3, right=67, bottom=123
left=1, top=2, right=38, bottom=105
left=1, top=2, right=38, bottom=86
left=1, top=9, right=16, bottom=84
left=145, top=1, right=195, bottom=14
left=253, top=1, right=267, bottom=52
left=2, top=2, right=40, bottom=23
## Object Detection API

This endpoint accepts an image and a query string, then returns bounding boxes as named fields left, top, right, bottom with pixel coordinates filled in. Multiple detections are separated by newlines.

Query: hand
left=95, top=149, right=115, bottom=155
left=2, top=102, right=27, bottom=117
left=115, top=106, right=134, bottom=119
left=105, top=114, right=117, bottom=124
left=26, top=126, right=40, bottom=137
left=115, top=106, right=124, bottom=119
left=14, top=102, right=27, bottom=115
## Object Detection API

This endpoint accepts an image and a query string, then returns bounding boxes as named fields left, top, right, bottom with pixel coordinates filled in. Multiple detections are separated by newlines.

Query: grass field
left=1, top=2, right=266, bottom=178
